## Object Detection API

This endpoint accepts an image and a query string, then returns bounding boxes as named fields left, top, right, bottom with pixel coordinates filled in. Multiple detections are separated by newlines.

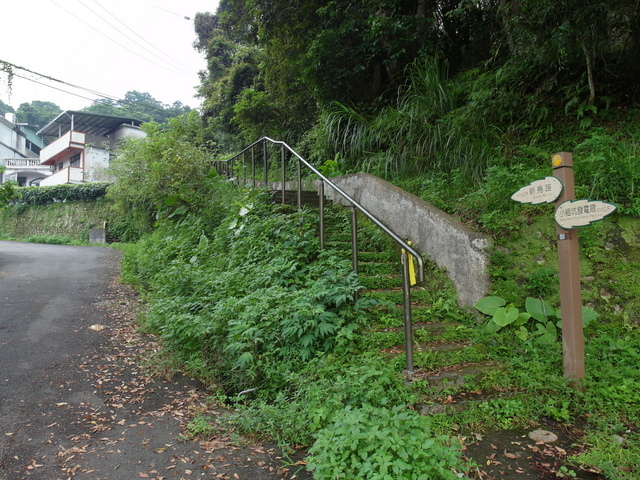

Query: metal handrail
left=215, top=136, right=425, bottom=374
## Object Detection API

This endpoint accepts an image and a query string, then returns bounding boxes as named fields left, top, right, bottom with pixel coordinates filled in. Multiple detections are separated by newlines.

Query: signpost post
left=551, top=152, right=585, bottom=380
left=511, top=152, right=617, bottom=381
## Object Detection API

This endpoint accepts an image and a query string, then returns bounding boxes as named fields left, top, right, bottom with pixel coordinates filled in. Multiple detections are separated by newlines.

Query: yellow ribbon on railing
left=402, top=241, right=417, bottom=286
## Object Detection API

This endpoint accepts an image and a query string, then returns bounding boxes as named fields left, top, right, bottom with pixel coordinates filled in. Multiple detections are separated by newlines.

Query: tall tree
left=15, top=101, right=61, bottom=128
left=0, top=99, right=14, bottom=117
left=194, top=11, right=265, bottom=148
left=83, top=91, right=191, bottom=123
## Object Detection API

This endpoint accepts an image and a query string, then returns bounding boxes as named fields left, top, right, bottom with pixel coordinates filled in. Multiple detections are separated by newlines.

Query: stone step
left=411, top=361, right=503, bottom=414
left=270, top=189, right=321, bottom=207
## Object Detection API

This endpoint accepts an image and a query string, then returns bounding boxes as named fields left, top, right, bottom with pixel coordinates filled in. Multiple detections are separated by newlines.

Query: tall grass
left=323, top=57, right=495, bottom=180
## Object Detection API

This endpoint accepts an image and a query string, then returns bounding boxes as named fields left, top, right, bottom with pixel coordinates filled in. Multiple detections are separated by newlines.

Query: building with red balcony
left=37, top=111, right=145, bottom=186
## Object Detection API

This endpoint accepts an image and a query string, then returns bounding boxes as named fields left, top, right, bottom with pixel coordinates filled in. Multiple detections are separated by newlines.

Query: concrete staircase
left=268, top=184, right=500, bottom=415
left=311, top=202, right=500, bottom=414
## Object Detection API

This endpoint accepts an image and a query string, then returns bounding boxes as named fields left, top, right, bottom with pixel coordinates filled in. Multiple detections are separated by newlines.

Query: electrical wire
left=10, top=72, right=98, bottom=103
left=1, top=59, right=120, bottom=102
left=48, top=0, right=191, bottom=78
left=90, top=0, right=195, bottom=73
left=0, top=59, right=190, bottom=116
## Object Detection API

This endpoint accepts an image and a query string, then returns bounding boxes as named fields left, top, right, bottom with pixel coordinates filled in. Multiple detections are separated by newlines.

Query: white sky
left=0, top=0, right=220, bottom=112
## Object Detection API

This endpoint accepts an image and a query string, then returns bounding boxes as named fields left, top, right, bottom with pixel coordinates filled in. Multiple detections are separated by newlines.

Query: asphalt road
left=0, top=241, right=309, bottom=480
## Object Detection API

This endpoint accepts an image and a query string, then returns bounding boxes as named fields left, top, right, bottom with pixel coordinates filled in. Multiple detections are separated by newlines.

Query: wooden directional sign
left=511, top=176, right=563, bottom=205
left=555, top=199, right=617, bottom=229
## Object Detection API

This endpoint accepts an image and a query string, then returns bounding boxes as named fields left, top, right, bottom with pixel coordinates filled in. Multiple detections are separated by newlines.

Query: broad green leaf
left=164, top=194, right=178, bottom=206
left=172, top=206, right=187, bottom=216
left=484, top=318, right=502, bottom=333
left=526, top=297, right=556, bottom=322
left=474, top=296, right=506, bottom=315
left=516, top=326, right=529, bottom=341
left=582, top=306, right=599, bottom=327
left=536, top=321, right=557, bottom=344
left=237, top=352, right=253, bottom=367
left=493, top=306, right=519, bottom=327
left=515, top=312, right=532, bottom=326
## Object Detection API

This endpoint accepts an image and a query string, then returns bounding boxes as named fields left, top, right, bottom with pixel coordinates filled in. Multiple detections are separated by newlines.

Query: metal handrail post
left=297, top=159, right=302, bottom=210
left=351, top=206, right=359, bottom=302
left=242, top=150, right=246, bottom=186
left=251, top=146, right=256, bottom=189
left=263, top=139, right=268, bottom=185
left=402, top=251, right=414, bottom=374
left=281, top=144, right=286, bottom=205
left=319, top=181, right=325, bottom=250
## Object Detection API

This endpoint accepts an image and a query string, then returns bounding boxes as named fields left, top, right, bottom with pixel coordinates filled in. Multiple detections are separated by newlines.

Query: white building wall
left=84, top=146, right=113, bottom=182
left=0, top=123, right=12, bottom=147
left=113, top=124, right=145, bottom=141
left=0, top=119, right=26, bottom=157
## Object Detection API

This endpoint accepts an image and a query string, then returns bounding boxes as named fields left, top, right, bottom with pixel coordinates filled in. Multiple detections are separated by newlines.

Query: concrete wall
left=323, top=173, right=491, bottom=308
left=0, top=201, right=110, bottom=241
left=113, top=124, right=146, bottom=141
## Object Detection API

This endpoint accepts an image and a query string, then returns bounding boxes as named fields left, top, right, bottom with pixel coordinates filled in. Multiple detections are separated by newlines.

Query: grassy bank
left=119, top=183, right=640, bottom=479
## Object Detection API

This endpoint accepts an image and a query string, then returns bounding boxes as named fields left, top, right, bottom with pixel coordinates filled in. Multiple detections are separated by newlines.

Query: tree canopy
left=15, top=101, right=62, bottom=129
left=194, top=0, right=640, bottom=156
left=0, top=99, right=14, bottom=117
left=83, top=90, right=191, bottom=123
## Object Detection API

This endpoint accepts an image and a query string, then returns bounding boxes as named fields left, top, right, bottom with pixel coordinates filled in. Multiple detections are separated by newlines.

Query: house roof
left=0, top=115, right=27, bottom=136
left=37, top=110, right=143, bottom=138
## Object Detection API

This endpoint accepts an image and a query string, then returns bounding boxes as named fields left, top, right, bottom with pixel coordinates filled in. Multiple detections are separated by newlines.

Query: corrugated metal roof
left=37, top=110, right=143, bottom=138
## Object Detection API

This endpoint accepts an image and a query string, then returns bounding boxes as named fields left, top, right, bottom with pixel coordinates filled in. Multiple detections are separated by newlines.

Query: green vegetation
left=105, top=2, right=640, bottom=475
left=0, top=166, right=17, bottom=207
left=4, top=1, right=640, bottom=477
left=112, top=154, right=640, bottom=479
left=14, top=100, right=61, bottom=129
left=0, top=199, right=112, bottom=244
left=14, top=182, right=110, bottom=205
left=82, top=90, right=191, bottom=124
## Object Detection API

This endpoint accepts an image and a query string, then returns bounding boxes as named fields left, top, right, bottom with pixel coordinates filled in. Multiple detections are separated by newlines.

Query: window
left=70, top=152, right=81, bottom=167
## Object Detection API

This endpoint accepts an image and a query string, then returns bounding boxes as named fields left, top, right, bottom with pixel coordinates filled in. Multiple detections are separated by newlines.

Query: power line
left=48, top=0, right=191, bottom=78
left=10, top=72, right=98, bottom=103
left=90, top=0, right=195, bottom=73
left=0, top=59, right=186, bottom=116
left=1, top=59, right=121, bottom=102
left=154, top=5, right=192, bottom=20
left=79, top=0, right=195, bottom=75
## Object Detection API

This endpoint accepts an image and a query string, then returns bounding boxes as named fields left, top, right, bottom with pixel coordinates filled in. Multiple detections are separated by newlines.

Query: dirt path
left=0, top=241, right=309, bottom=480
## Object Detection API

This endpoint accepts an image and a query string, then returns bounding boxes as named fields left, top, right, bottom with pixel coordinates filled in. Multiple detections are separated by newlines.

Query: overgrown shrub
left=15, top=182, right=110, bottom=205
left=124, top=191, right=371, bottom=396
left=307, top=405, right=466, bottom=480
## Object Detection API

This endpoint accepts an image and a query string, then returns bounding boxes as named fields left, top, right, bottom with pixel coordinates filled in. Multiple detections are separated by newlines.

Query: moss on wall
left=0, top=200, right=113, bottom=242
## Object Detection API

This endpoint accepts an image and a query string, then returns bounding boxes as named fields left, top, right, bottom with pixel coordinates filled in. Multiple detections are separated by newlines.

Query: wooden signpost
left=511, top=176, right=564, bottom=205
left=512, top=152, right=617, bottom=380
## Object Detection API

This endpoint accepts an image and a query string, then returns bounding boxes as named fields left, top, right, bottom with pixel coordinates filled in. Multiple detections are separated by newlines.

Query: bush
left=124, top=192, right=370, bottom=396
left=15, top=182, right=111, bottom=205
left=307, top=405, right=467, bottom=480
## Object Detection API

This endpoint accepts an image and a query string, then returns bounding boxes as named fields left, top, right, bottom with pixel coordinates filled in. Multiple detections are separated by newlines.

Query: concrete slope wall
left=324, top=173, right=491, bottom=308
